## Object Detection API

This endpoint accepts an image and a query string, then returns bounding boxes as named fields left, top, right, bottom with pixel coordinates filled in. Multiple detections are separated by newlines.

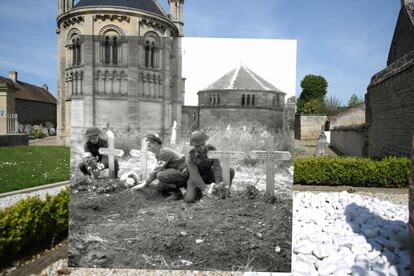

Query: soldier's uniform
left=79, top=127, right=119, bottom=177
left=149, top=147, right=189, bottom=197
left=188, top=145, right=235, bottom=186
left=184, top=131, right=235, bottom=203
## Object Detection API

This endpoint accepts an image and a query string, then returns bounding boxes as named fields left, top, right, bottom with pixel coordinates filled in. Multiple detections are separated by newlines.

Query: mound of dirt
left=68, top=182, right=292, bottom=272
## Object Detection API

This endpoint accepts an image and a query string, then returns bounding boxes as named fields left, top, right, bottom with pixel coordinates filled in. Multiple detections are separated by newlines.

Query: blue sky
left=0, top=0, right=401, bottom=105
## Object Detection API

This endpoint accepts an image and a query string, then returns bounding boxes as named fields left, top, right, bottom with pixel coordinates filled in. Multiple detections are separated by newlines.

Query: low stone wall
left=330, top=126, right=365, bottom=156
left=0, top=134, right=28, bottom=147
left=295, top=114, right=327, bottom=140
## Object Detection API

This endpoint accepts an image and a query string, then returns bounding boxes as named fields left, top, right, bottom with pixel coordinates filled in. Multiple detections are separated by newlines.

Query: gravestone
left=250, top=151, right=292, bottom=196
left=315, top=126, right=328, bottom=156
left=130, top=149, right=153, bottom=181
left=207, top=151, right=245, bottom=189
left=171, top=120, right=177, bottom=145
left=98, top=130, right=124, bottom=178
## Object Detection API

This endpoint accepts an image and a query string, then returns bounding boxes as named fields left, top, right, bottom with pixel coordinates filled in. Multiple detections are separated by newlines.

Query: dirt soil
left=68, top=177, right=292, bottom=273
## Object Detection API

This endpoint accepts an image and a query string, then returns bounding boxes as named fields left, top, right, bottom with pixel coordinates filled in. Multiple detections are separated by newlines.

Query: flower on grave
left=125, top=177, right=136, bottom=187
left=120, top=171, right=139, bottom=187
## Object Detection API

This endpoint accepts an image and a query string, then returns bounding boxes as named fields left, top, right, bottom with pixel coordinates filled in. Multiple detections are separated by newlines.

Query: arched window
left=144, top=32, right=161, bottom=69
left=151, top=43, right=155, bottom=68
left=216, top=94, right=220, bottom=106
left=209, top=94, right=213, bottom=106
left=241, top=94, right=245, bottom=106
left=247, top=94, right=251, bottom=106
left=112, top=37, right=118, bottom=65
left=70, top=35, right=81, bottom=66
left=104, top=37, right=111, bottom=64
left=272, top=96, right=276, bottom=107
left=252, top=94, right=255, bottom=106
left=145, top=42, right=150, bottom=67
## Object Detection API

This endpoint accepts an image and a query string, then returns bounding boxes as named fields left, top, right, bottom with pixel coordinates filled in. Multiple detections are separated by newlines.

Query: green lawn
left=0, top=146, right=70, bottom=193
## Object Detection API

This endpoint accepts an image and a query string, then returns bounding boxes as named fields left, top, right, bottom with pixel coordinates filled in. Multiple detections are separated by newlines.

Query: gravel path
left=0, top=186, right=67, bottom=209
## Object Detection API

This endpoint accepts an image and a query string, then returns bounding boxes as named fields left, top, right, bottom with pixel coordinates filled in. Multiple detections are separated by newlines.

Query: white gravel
left=292, top=191, right=410, bottom=276
left=0, top=186, right=67, bottom=210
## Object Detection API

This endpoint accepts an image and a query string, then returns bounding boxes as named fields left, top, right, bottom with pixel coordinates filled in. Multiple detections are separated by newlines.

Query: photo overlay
left=63, top=17, right=296, bottom=272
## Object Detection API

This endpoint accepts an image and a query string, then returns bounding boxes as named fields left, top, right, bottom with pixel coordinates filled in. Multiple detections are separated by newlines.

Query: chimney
left=8, top=71, right=17, bottom=82
left=42, top=84, right=49, bottom=91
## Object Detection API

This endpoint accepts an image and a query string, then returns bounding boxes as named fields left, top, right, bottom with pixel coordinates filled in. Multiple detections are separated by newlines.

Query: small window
left=247, top=94, right=251, bottom=106
left=241, top=94, right=245, bottom=106
left=112, top=37, right=118, bottom=65
left=216, top=94, right=220, bottom=106
left=252, top=94, right=255, bottom=106
left=104, top=37, right=111, bottom=64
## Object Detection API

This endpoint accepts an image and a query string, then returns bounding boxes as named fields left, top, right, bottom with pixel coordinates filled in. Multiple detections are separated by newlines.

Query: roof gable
left=0, top=76, right=57, bottom=104
left=202, top=65, right=284, bottom=93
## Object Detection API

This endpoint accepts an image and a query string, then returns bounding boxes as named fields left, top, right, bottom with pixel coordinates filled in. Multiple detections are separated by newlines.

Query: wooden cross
left=250, top=151, right=292, bottom=196
left=98, top=130, right=124, bottom=178
left=130, top=149, right=153, bottom=181
left=207, top=151, right=245, bottom=188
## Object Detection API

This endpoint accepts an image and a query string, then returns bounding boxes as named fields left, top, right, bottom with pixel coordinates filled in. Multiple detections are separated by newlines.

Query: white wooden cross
left=130, top=149, right=153, bottom=181
left=250, top=151, right=292, bottom=196
left=207, top=151, right=245, bottom=189
left=98, top=130, right=124, bottom=178
left=171, top=120, right=177, bottom=145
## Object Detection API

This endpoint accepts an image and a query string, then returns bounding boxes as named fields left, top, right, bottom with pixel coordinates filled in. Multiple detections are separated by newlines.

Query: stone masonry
left=411, top=136, right=414, bottom=274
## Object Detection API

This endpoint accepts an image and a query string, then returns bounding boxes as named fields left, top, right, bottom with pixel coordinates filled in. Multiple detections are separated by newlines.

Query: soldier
left=186, top=131, right=235, bottom=201
left=133, top=134, right=189, bottom=200
left=79, top=127, right=119, bottom=177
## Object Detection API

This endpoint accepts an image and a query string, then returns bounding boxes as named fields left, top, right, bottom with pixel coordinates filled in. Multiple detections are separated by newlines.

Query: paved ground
left=29, top=136, right=58, bottom=146
left=295, top=139, right=339, bottom=157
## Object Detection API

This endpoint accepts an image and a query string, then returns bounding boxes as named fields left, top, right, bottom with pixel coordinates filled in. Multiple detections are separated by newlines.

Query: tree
left=323, top=95, right=341, bottom=115
left=297, top=74, right=328, bottom=114
left=347, top=93, right=363, bottom=107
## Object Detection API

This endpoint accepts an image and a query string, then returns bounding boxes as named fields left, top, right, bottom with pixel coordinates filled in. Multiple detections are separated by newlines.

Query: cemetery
left=67, top=126, right=294, bottom=272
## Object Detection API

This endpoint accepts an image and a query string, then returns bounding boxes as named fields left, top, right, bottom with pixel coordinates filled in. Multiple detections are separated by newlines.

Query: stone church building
left=365, top=0, right=414, bottom=158
left=196, top=65, right=286, bottom=131
left=56, top=0, right=184, bottom=145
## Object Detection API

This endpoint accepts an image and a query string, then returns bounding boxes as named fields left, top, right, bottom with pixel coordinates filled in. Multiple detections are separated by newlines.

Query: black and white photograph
left=65, top=2, right=297, bottom=271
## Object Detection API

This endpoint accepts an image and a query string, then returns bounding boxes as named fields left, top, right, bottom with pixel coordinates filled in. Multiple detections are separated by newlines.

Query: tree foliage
left=347, top=93, right=364, bottom=107
left=297, top=74, right=328, bottom=114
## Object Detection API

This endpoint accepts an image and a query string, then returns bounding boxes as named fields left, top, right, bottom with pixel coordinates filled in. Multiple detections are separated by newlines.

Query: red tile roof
left=0, top=76, right=56, bottom=104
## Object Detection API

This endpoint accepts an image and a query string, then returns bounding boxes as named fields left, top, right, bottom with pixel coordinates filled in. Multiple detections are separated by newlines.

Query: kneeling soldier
left=186, top=131, right=235, bottom=202
left=79, top=127, right=119, bottom=178
left=137, top=134, right=189, bottom=200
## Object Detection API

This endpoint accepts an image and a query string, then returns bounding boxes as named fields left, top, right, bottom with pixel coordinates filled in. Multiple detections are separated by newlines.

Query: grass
left=0, top=146, right=70, bottom=193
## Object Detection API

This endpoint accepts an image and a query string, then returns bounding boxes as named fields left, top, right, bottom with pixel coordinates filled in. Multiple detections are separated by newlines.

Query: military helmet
left=84, top=127, right=102, bottom=138
left=190, top=131, right=209, bottom=146
left=145, top=134, right=162, bottom=145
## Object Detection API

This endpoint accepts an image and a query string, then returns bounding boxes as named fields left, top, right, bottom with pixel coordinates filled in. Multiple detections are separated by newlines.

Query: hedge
left=294, top=156, right=410, bottom=188
left=0, top=188, right=69, bottom=266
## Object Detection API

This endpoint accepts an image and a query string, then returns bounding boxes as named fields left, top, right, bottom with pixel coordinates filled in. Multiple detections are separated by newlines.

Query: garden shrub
left=0, top=189, right=69, bottom=266
left=294, top=156, right=410, bottom=188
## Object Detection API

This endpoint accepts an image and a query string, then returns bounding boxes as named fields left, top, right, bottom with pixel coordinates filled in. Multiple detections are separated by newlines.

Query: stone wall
left=366, top=50, right=414, bottom=158
left=0, top=134, right=28, bottom=147
left=295, top=114, right=327, bottom=140
left=15, top=99, right=56, bottom=127
left=181, top=105, right=199, bottom=133
left=329, top=104, right=365, bottom=129
left=199, top=108, right=284, bottom=131
left=331, top=127, right=365, bottom=156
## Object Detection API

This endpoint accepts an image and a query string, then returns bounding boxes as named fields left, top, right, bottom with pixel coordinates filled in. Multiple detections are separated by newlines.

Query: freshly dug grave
left=68, top=177, right=292, bottom=272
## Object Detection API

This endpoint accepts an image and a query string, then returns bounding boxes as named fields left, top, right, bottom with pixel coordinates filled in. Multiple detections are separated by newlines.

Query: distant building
left=0, top=71, right=57, bottom=128
left=365, top=0, right=414, bottom=157
left=56, top=0, right=184, bottom=145
left=196, top=65, right=286, bottom=131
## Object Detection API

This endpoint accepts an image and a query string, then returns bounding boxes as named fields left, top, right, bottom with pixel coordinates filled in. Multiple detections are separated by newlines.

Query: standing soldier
left=133, top=134, right=189, bottom=200
left=79, top=127, right=119, bottom=178
left=186, top=131, right=235, bottom=201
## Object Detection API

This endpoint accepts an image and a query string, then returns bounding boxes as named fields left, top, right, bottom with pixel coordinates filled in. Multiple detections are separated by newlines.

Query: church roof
left=74, top=0, right=166, bottom=16
left=0, top=76, right=57, bottom=104
left=201, top=65, right=284, bottom=93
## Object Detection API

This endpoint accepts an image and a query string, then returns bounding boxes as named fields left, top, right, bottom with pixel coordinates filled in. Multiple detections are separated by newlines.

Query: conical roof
left=74, top=0, right=165, bottom=16
left=201, top=65, right=283, bottom=92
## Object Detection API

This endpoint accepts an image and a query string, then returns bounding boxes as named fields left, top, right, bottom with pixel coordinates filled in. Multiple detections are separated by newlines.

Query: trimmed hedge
left=294, top=156, right=410, bottom=188
left=0, top=189, right=69, bottom=265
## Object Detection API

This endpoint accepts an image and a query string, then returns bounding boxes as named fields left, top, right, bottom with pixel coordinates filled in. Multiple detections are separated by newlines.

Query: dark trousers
left=79, top=156, right=119, bottom=178
left=155, top=169, right=189, bottom=196
left=201, top=168, right=235, bottom=185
